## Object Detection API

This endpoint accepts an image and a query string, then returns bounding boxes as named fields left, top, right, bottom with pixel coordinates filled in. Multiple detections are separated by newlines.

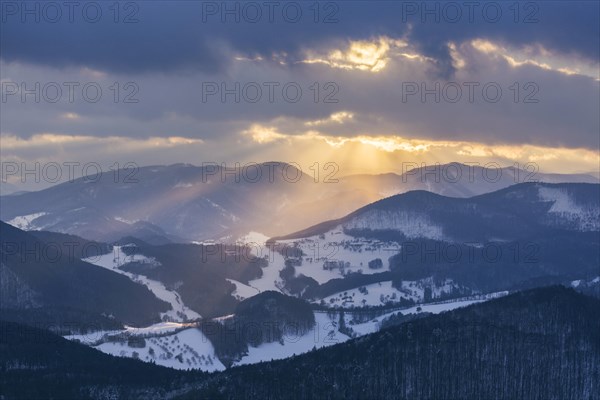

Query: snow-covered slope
left=245, top=231, right=399, bottom=292
left=67, top=323, right=224, bottom=372
left=342, top=210, right=445, bottom=240
left=95, top=328, right=224, bottom=372
left=234, top=291, right=504, bottom=366
left=6, top=212, right=48, bottom=230
left=538, top=186, right=600, bottom=231
left=322, top=278, right=459, bottom=307
left=234, top=312, right=351, bottom=366
left=84, top=246, right=201, bottom=321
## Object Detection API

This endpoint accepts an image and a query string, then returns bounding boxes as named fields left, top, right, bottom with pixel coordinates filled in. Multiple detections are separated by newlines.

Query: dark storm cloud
left=1, top=1, right=598, bottom=77
left=404, top=1, right=600, bottom=78
left=0, top=2, right=227, bottom=73
left=1, top=1, right=598, bottom=155
left=2, top=48, right=598, bottom=150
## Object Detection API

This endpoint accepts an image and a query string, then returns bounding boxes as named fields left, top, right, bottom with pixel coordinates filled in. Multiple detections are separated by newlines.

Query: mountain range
left=3, top=181, right=597, bottom=326
left=1, top=164, right=599, bottom=399
left=1, top=163, right=597, bottom=243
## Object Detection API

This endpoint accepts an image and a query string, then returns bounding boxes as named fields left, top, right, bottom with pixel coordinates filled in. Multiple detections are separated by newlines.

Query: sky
left=1, top=0, right=599, bottom=187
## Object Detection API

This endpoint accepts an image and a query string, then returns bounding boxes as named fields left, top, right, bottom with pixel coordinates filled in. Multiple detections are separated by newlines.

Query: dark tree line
left=181, top=286, right=600, bottom=400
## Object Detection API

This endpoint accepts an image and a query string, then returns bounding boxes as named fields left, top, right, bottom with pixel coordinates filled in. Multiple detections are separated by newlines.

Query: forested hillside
left=181, top=286, right=600, bottom=400
left=2, top=286, right=598, bottom=400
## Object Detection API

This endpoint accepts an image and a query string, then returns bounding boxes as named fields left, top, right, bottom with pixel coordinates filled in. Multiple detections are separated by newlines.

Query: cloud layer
left=1, top=1, right=598, bottom=179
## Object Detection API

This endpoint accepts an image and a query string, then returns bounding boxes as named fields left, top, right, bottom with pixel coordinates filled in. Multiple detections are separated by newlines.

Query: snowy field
left=234, top=312, right=351, bottom=366
left=239, top=232, right=286, bottom=292
left=349, top=291, right=508, bottom=336
left=538, top=186, right=600, bottom=231
left=571, top=276, right=600, bottom=287
left=6, top=212, right=47, bottom=230
left=321, top=278, right=460, bottom=307
left=94, top=327, right=225, bottom=372
left=277, top=230, right=402, bottom=284
left=241, top=230, right=403, bottom=291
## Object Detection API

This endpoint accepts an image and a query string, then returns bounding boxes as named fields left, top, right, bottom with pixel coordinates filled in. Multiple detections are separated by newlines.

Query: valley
left=2, top=166, right=599, bottom=399
left=3, top=4, right=598, bottom=397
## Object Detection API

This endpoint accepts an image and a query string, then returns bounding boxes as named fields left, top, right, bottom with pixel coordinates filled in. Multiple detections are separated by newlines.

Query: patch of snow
left=572, top=276, right=600, bottom=287
left=343, top=210, right=446, bottom=240
left=241, top=232, right=287, bottom=292
left=94, top=327, right=225, bottom=372
left=277, top=231, right=402, bottom=284
left=322, top=281, right=403, bottom=307
left=239, top=231, right=271, bottom=245
left=320, top=278, right=460, bottom=308
left=192, top=240, right=216, bottom=245
left=234, top=312, right=351, bottom=366
left=538, top=187, right=600, bottom=231
left=539, top=187, right=580, bottom=214
left=227, top=279, right=260, bottom=300
left=64, top=322, right=193, bottom=346
left=173, top=182, right=194, bottom=189
left=212, top=314, right=235, bottom=324
left=6, top=212, right=47, bottom=230
left=114, top=216, right=138, bottom=225
left=64, top=329, right=123, bottom=345
left=350, top=291, right=509, bottom=336
left=124, top=322, right=193, bottom=336
left=242, top=231, right=405, bottom=292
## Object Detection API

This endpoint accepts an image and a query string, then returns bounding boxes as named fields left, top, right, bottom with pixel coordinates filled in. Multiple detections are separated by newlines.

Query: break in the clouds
left=2, top=1, right=598, bottom=76
left=1, top=1, right=599, bottom=177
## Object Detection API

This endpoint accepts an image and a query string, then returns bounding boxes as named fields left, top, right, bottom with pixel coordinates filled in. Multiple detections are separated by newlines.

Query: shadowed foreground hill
left=1, top=286, right=598, bottom=399
left=0, top=222, right=170, bottom=328
left=0, top=321, right=204, bottom=399
left=180, top=286, right=600, bottom=400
